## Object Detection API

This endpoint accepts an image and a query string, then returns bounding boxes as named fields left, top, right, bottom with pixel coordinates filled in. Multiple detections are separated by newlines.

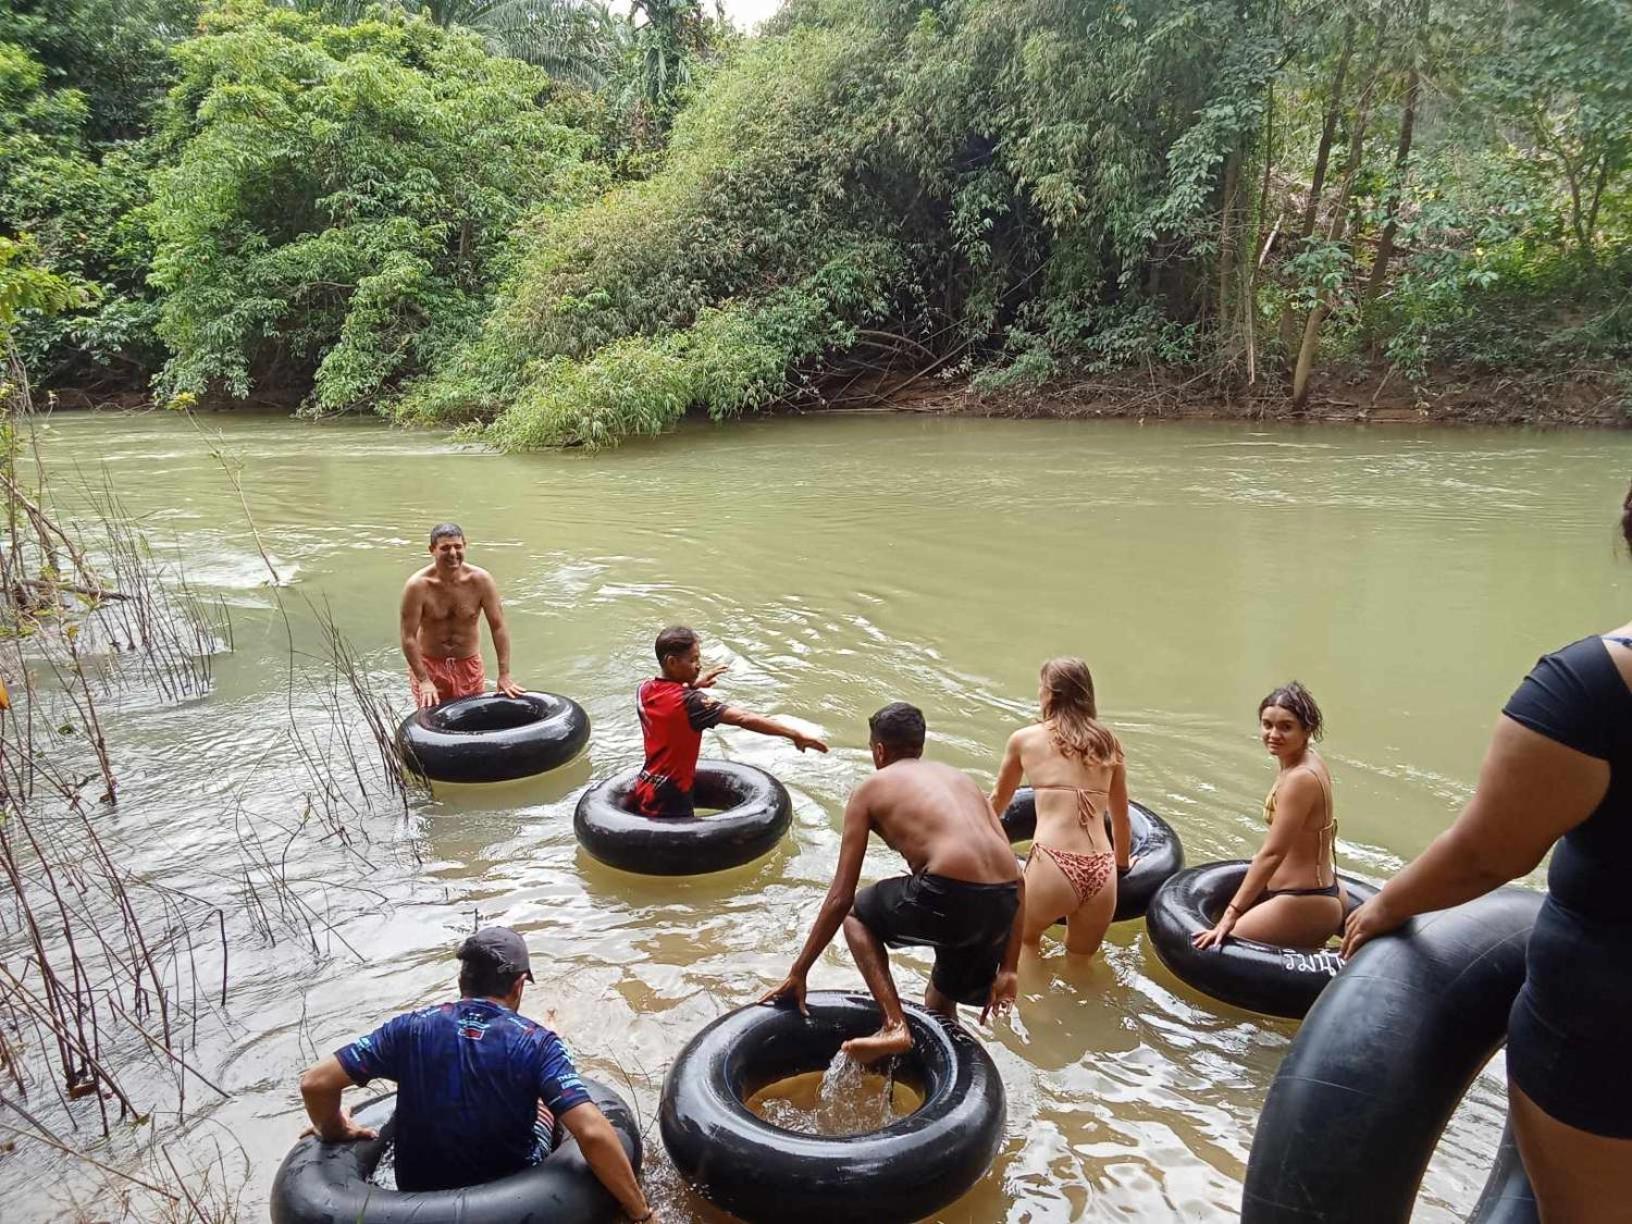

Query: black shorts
left=851, top=873, right=1020, bottom=1007
left=1507, top=897, right=1632, bottom=1138
left=631, top=771, right=695, bottom=818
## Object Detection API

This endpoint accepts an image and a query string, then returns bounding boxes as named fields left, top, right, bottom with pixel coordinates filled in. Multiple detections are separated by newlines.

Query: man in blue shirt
left=297, top=927, right=655, bottom=1220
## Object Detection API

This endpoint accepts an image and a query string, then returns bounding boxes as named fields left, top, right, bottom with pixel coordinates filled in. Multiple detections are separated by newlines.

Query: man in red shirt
left=631, top=625, right=828, bottom=817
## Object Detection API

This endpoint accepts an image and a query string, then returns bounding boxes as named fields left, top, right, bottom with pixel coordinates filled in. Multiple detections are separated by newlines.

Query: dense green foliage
left=148, top=3, right=600, bottom=409
left=0, top=0, right=1627, bottom=439
left=414, top=0, right=1632, bottom=444
left=0, top=2, right=197, bottom=383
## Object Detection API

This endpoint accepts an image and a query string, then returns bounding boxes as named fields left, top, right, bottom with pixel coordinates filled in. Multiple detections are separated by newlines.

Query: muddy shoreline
left=861, top=363, right=1629, bottom=429
left=43, top=362, right=1629, bottom=429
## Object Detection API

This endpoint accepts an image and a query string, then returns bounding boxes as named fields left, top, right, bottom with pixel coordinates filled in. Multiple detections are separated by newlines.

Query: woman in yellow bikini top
left=1262, top=768, right=1338, bottom=890
left=989, top=657, right=1133, bottom=960
left=1193, top=681, right=1347, bottom=952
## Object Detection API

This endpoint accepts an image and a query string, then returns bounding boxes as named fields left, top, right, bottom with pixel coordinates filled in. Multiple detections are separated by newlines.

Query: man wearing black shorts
left=760, top=703, right=1025, bottom=1061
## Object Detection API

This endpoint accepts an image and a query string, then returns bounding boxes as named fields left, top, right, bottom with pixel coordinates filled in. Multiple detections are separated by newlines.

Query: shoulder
left=1530, top=636, right=1619, bottom=674
left=683, top=686, right=721, bottom=711
left=402, top=567, right=432, bottom=592
left=1503, top=636, right=1623, bottom=757
left=407, top=1002, right=455, bottom=1028
left=367, top=1002, right=440, bottom=1040
left=640, top=677, right=676, bottom=701
left=1275, top=767, right=1323, bottom=806
left=501, top=1009, right=546, bottom=1037
left=1510, top=637, right=1622, bottom=711
left=507, top=1013, right=569, bottom=1054
left=1009, top=725, right=1041, bottom=754
left=466, top=565, right=497, bottom=588
left=847, top=770, right=883, bottom=809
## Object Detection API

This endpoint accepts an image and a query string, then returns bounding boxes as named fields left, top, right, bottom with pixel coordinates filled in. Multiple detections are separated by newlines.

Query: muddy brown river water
left=6, top=411, right=1629, bottom=1222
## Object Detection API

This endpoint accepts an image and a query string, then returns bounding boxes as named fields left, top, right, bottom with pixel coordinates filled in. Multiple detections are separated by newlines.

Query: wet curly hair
left=1258, top=681, right=1324, bottom=741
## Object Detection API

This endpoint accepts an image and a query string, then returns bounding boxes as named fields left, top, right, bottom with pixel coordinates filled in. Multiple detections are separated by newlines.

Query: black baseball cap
left=456, top=926, right=535, bottom=982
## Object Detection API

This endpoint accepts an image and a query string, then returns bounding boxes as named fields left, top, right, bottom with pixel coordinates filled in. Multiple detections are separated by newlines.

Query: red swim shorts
left=413, top=654, right=486, bottom=704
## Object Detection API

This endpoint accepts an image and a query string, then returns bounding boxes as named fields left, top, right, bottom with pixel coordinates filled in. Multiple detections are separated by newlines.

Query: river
left=6, top=410, right=1629, bottom=1221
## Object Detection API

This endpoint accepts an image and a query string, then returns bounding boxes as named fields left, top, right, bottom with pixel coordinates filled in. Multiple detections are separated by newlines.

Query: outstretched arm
left=558, top=1103, right=654, bottom=1222
left=1342, top=716, right=1604, bottom=957
left=479, top=575, right=523, bottom=697
left=760, top=788, right=871, bottom=1011
left=399, top=582, right=436, bottom=709
left=297, top=1056, right=377, bottom=1143
left=988, top=732, right=1024, bottom=820
left=718, top=706, right=828, bottom=753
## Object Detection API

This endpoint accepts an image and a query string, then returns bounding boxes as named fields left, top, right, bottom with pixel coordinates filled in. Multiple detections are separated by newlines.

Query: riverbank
left=870, top=362, right=1630, bottom=429
left=45, top=359, right=1628, bottom=432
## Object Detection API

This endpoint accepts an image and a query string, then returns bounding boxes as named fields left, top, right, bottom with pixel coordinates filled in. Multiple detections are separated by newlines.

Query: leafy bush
left=485, top=247, right=898, bottom=447
left=148, top=0, right=600, bottom=409
left=410, top=0, right=1277, bottom=446
left=3, top=0, right=1626, bottom=432
left=402, top=8, right=910, bottom=442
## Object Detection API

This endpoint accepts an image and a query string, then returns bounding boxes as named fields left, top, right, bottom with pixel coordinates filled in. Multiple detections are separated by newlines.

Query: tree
left=0, top=30, right=162, bottom=385
left=1363, top=0, right=1426, bottom=308
left=1473, top=0, right=1632, bottom=267
left=0, top=235, right=88, bottom=340
left=270, top=0, right=628, bottom=85
left=148, top=1, right=599, bottom=409
left=1288, top=12, right=1387, bottom=409
left=0, top=0, right=203, bottom=141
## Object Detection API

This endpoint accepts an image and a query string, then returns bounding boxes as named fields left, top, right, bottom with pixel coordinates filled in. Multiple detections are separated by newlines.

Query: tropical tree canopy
left=0, top=0, right=1625, bottom=436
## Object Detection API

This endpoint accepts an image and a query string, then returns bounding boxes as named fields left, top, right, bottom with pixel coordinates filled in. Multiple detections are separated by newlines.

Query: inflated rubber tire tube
left=269, top=1076, right=641, bottom=1224
left=1145, top=860, right=1380, bottom=1019
left=659, top=992, right=1005, bottom=1224
left=574, top=760, right=792, bottom=876
left=396, top=692, right=590, bottom=783
left=1001, top=788, right=1185, bottom=921
left=1241, top=886, right=1543, bottom=1223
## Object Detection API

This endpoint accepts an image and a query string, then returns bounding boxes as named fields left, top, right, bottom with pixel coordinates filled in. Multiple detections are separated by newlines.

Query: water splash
left=753, top=1050, right=908, bottom=1136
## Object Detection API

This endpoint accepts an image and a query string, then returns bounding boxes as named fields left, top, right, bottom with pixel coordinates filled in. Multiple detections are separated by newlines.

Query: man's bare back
left=857, top=759, right=1019, bottom=885
left=761, top=704, right=1026, bottom=1063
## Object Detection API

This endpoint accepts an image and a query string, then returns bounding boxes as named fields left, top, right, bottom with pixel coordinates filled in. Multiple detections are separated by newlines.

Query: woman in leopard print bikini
left=990, top=658, right=1133, bottom=958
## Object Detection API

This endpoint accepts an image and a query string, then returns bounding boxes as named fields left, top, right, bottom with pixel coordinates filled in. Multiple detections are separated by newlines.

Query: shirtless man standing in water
left=400, top=523, right=524, bottom=708
left=761, top=703, right=1025, bottom=1061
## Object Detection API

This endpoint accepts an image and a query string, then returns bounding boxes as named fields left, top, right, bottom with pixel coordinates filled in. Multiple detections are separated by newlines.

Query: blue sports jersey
left=334, top=999, right=592, bottom=1192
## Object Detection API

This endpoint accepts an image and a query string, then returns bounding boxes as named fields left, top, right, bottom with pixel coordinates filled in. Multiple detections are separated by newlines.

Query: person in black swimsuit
left=1343, top=482, right=1632, bottom=1221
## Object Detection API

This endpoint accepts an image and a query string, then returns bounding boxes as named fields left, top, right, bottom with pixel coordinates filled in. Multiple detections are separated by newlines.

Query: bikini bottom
left=1262, top=880, right=1341, bottom=900
left=1031, top=844, right=1115, bottom=907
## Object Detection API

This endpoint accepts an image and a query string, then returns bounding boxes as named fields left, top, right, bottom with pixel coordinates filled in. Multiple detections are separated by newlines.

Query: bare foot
left=841, top=1023, right=913, bottom=1063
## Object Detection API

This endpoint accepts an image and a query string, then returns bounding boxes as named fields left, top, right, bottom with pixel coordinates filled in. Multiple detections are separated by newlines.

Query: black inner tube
left=396, top=691, right=590, bottom=784
left=1001, top=788, right=1185, bottom=922
left=660, top=993, right=1006, bottom=1224
left=1145, top=860, right=1378, bottom=1019
left=270, top=1077, right=641, bottom=1224
left=574, top=760, right=793, bottom=876
left=1242, top=887, right=1542, bottom=1224
left=431, top=700, right=549, bottom=733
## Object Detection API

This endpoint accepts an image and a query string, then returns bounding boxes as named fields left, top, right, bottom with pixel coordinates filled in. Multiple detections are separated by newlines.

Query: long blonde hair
left=1040, top=658, right=1122, bottom=766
